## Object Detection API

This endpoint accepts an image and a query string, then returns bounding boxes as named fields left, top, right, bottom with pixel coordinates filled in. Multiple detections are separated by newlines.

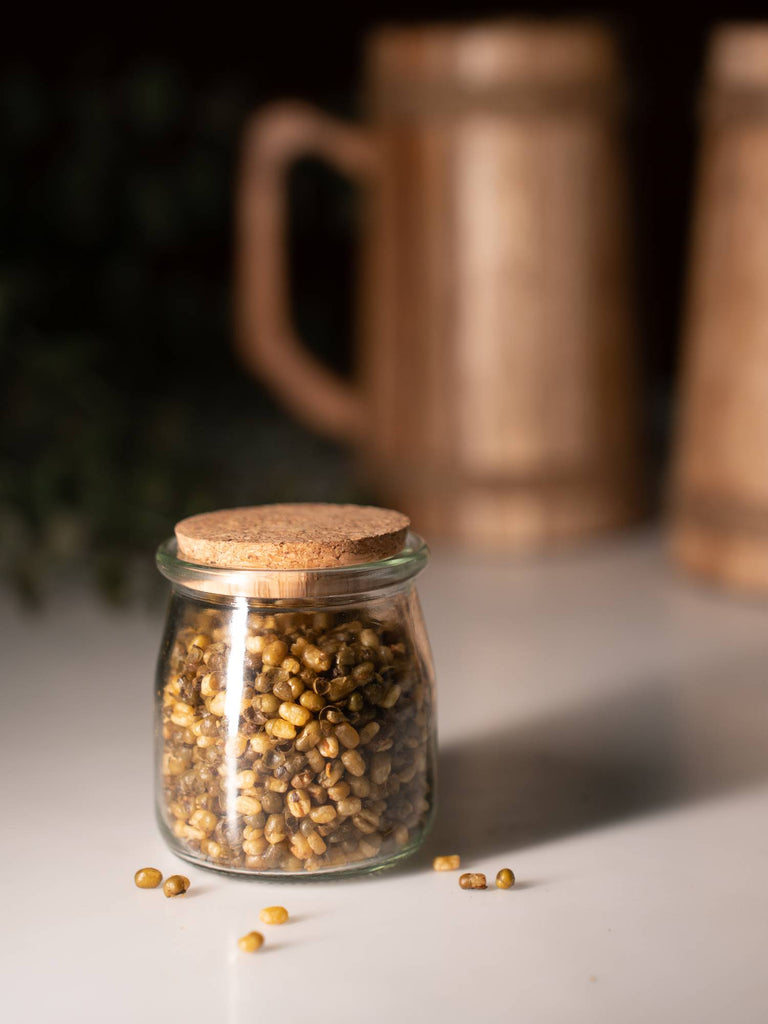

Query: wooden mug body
left=358, top=24, right=641, bottom=545
left=236, top=22, right=642, bottom=547
left=670, top=24, right=768, bottom=590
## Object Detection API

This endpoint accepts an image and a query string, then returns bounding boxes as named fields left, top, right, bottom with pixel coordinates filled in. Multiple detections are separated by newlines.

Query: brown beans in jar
left=159, top=605, right=434, bottom=874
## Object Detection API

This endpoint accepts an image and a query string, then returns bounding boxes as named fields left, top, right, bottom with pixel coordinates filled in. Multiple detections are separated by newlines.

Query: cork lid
left=175, top=503, right=411, bottom=570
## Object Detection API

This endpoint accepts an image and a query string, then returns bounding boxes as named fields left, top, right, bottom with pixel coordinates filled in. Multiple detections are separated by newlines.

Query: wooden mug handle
left=235, top=102, right=375, bottom=442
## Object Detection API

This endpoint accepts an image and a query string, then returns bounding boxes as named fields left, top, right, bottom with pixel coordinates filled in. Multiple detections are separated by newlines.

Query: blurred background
left=3, top=1, right=768, bottom=601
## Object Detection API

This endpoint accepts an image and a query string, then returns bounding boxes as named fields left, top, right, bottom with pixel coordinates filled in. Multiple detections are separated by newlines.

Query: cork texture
left=175, top=503, right=410, bottom=570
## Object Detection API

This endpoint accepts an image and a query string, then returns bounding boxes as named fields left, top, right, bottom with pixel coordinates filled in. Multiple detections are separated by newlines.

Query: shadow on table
left=397, top=653, right=768, bottom=873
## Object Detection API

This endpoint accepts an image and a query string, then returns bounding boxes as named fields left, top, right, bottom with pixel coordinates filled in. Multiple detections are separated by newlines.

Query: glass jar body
left=155, top=583, right=436, bottom=877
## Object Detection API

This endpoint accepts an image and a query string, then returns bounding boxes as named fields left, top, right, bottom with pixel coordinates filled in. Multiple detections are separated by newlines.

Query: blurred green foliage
left=0, top=60, right=358, bottom=602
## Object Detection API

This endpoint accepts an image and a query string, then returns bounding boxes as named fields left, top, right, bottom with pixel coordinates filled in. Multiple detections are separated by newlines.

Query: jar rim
left=156, top=530, right=429, bottom=600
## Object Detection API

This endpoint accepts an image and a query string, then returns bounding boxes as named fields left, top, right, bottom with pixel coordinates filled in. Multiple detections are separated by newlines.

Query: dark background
left=1, top=3, right=763, bottom=600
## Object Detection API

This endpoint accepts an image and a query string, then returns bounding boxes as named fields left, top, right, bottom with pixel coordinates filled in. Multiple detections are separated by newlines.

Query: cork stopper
left=175, top=503, right=410, bottom=570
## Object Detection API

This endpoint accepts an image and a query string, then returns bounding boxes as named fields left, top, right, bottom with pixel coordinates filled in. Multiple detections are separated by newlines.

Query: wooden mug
left=236, top=20, right=642, bottom=546
left=669, top=24, right=768, bottom=591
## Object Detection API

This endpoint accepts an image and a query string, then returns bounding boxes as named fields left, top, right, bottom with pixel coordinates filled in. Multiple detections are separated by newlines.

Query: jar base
left=156, top=804, right=435, bottom=881
left=163, top=837, right=428, bottom=881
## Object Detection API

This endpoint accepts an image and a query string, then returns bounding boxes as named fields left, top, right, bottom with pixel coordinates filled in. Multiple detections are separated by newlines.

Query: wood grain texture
left=237, top=19, right=642, bottom=547
left=669, top=24, right=768, bottom=591
left=360, top=20, right=641, bottom=544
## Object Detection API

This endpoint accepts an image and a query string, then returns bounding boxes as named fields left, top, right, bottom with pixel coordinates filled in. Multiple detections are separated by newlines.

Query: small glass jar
left=154, top=508, right=436, bottom=878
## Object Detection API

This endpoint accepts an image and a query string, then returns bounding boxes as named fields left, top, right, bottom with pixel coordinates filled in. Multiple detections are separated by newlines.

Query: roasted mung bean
left=238, top=931, right=264, bottom=952
left=459, top=872, right=487, bottom=890
left=134, top=867, right=163, bottom=888
left=432, top=855, right=460, bottom=872
left=496, top=868, right=515, bottom=889
left=163, top=874, right=190, bottom=897
left=259, top=905, right=289, bottom=925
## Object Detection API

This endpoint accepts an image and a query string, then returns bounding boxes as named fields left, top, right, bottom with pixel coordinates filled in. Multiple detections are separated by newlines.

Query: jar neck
left=156, top=530, right=429, bottom=604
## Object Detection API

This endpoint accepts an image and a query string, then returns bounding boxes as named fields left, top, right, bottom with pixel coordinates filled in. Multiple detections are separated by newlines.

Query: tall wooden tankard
left=670, top=24, right=768, bottom=591
left=236, top=20, right=642, bottom=546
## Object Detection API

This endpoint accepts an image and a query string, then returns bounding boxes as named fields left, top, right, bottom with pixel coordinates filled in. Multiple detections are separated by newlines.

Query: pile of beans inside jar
left=159, top=607, right=433, bottom=873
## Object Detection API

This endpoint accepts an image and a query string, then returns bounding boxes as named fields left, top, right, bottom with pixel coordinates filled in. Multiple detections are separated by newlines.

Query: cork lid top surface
left=175, top=504, right=411, bottom=570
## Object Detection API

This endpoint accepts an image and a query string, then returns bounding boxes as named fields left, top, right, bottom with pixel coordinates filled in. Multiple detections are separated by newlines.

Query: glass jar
left=154, top=524, right=436, bottom=878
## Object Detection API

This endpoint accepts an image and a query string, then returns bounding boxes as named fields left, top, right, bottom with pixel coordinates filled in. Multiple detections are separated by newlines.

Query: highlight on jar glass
left=154, top=503, right=437, bottom=878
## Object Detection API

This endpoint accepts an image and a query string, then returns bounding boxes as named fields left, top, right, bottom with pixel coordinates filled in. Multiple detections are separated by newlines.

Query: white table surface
left=2, top=531, right=768, bottom=1023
